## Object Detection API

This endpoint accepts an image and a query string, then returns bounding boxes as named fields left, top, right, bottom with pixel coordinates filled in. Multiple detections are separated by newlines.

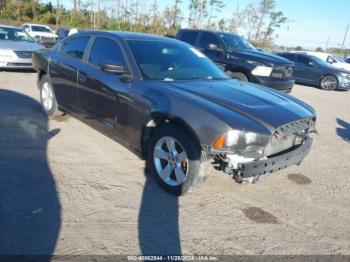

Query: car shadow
left=0, top=68, right=36, bottom=73
left=296, top=82, right=348, bottom=92
left=138, top=166, right=182, bottom=255
left=0, top=90, right=61, bottom=258
left=336, top=118, right=350, bottom=142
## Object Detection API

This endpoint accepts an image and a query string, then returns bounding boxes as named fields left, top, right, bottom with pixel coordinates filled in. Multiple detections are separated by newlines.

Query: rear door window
left=88, top=37, right=125, bottom=67
left=179, top=31, right=198, bottom=45
left=61, top=36, right=90, bottom=60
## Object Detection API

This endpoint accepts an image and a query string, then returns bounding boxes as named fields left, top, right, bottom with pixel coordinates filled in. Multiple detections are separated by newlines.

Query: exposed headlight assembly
left=213, top=130, right=270, bottom=158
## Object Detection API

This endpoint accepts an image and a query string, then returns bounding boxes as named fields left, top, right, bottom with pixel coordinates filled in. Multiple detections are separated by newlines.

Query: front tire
left=39, top=75, right=63, bottom=117
left=226, top=71, right=249, bottom=82
left=148, top=124, right=207, bottom=196
left=319, top=75, right=338, bottom=91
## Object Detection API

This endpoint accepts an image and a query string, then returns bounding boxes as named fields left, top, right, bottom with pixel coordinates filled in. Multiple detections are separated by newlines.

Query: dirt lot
left=1, top=71, right=350, bottom=256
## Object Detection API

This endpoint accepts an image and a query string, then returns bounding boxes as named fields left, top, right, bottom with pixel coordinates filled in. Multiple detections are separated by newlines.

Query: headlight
left=0, top=48, right=14, bottom=58
left=213, top=130, right=270, bottom=158
left=34, top=36, right=41, bottom=42
left=340, top=72, right=350, bottom=79
left=251, top=65, right=273, bottom=77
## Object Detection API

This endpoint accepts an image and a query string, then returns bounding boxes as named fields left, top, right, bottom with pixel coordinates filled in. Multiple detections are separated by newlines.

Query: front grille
left=40, top=36, right=56, bottom=44
left=271, top=65, right=293, bottom=79
left=7, top=62, right=32, bottom=67
left=14, top=51, right=32, bottom=59
left=266, top=118, right=313, bottom=156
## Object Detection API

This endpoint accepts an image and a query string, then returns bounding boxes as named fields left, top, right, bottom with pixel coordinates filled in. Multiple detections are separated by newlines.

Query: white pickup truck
left=297, top=51, right=350, bottom=71
left=22, top=23, right=58, bottom=47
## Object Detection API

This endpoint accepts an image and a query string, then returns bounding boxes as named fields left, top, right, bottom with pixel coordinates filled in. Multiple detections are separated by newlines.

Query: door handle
left=78, top=74, right=87, bottom=82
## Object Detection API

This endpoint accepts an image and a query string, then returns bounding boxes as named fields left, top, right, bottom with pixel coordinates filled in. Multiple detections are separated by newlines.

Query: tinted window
left=31, top=26, right=51, bottom=32
left=197, top=32, right=220, bottom=49
left=280, top=53, right=295, bottom=62
left=61, top=36, right=90, bottom=59
left=180, top=31, right=198, bottom=45
left=219, top=33, right=256, bottom=51
left=127, top=40, right=228, bottom=81
left=89, top=37, right=125, bottom=66
left=297, top=55, right=311, bottom=65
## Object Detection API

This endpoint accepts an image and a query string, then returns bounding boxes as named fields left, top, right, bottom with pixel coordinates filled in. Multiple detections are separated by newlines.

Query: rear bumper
left=254, top=77, right=295, bottom=93
left=237, top=137, right=313, bottom=179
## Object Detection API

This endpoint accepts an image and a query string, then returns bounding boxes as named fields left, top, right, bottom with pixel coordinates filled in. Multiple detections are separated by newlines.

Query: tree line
left=0, top=0, right=287, bottom=47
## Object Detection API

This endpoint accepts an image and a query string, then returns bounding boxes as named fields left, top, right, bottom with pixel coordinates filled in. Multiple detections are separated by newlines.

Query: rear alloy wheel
left=148, top=124, right=207, bottom=195
left=39, top=75, right=63, bottom=117
left=320, top=75, right=338, bottom=91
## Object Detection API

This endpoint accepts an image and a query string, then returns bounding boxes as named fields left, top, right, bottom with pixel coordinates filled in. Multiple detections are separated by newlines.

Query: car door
left=49, top=35, right=90, bottom=112
left=196, top=32, right=226, bottom=65
left=77, top=36, right=130, bottom=134
left=295, top=55, right=320, bottom=84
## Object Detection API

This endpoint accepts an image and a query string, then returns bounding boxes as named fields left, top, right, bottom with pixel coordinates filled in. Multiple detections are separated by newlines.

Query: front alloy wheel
left=320, top=75, right=338, bottom=90
left=153, top=136, right=189, bottom=187
left=148, top=124, right=207, bottom=195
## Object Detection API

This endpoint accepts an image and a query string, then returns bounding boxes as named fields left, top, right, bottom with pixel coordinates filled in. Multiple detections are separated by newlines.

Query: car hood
left=229, top=49, right=294, bottom=66
left=331, top=62, right=350, bottom=71
left=0, top=40, right=43, bottom=51
left=168, top=80, right=315, bottom=131
left=30, top=31, right=57, bottom=38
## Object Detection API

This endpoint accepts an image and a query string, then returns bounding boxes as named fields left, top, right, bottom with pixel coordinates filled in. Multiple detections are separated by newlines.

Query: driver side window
left=297, top=56, right=311, bottom=65
left=197, top=32, right=221, bottom=50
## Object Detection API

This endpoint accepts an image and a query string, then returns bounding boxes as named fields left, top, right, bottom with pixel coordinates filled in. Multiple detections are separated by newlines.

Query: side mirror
left=100, top=63, right=128, bottom=75
left=207, top=43, right=224, bottom=53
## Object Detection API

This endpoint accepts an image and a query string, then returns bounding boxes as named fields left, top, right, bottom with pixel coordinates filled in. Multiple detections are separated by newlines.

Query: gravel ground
left=1, top=71, right=350, bottom=256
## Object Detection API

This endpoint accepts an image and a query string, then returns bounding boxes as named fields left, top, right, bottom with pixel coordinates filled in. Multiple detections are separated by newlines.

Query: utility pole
left=56, top=0, right=60, bottom=29
left=325, top=36, right=329, bottom=52
left=197, top=0, right=204, bottom=29
left=341, top=24, right=349, bottom=50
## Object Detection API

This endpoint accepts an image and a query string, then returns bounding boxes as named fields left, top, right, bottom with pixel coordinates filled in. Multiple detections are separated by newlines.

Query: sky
left=53, top=0, right=350, bottom=50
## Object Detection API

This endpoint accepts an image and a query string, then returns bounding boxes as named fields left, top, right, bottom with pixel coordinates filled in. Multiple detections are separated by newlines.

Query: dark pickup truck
left=33, top=31, right=316, bottom=195
left=176, top=29, right=295, bottom=92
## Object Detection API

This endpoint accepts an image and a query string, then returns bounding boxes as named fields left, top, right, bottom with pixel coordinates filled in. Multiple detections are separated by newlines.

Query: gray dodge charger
left=33, top=31, right=317, bottom=195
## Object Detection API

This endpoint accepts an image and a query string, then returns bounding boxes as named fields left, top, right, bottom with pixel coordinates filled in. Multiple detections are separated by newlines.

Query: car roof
left=23, top=23, right=51, bottom=27
left=0, top=24, right=19, bottom=29
left=73, top=30, right=186, bottom=43
left=179, top=28, right=238, bottom=36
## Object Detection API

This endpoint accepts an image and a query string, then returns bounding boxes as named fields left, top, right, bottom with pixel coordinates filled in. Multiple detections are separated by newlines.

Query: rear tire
left=39, top=75, right=63, bottom=118
left=148, top=124, right=207, bottom=196
left=226, top=71, right=249, bottom=82
left=319, top=75, right=338, bottom=91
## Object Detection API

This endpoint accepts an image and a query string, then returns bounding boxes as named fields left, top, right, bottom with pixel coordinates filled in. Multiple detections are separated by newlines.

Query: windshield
left=31, top=26, right=52, bottom=33
left=0, top=27, right=34, bottom=42
left=219, top=33, right=256, bottom=51
left=127, top=40, right=229, bottom=81
left=334, top=56, right=345, bottom=63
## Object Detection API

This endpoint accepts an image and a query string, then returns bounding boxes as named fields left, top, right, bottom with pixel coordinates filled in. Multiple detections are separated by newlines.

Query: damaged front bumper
left=229, top=137, right=313, bottom=183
